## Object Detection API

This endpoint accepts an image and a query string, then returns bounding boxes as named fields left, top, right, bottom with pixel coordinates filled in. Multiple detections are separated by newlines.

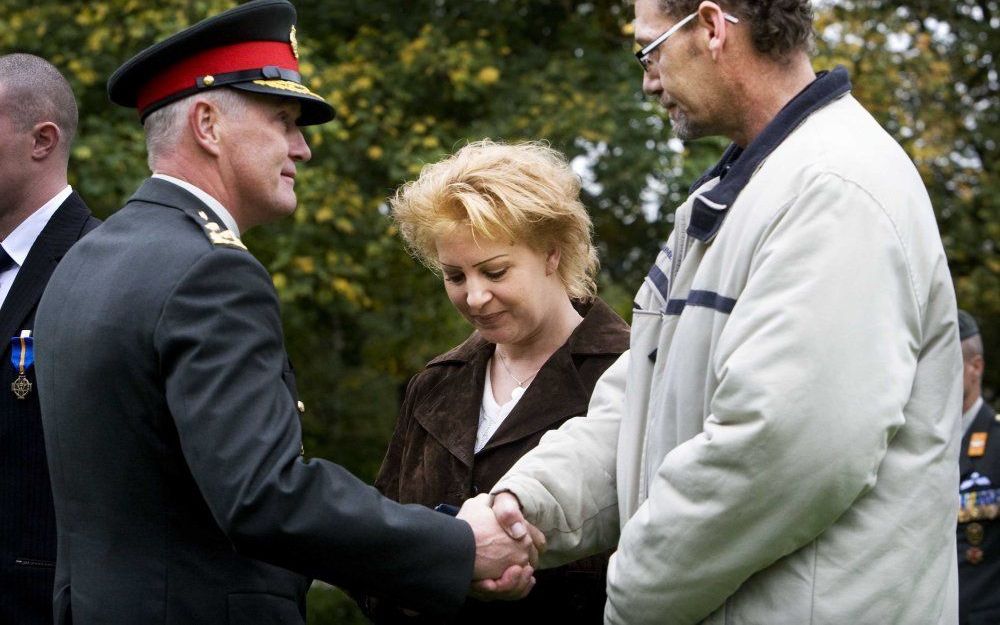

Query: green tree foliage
left=265, top=0, right=724, bottom=482
left=2, top=1, right=997, bottom=622
left=814, top=0, right=999, bottom=394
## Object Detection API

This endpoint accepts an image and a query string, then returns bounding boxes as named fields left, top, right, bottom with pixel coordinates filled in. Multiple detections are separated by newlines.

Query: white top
left=475, top=358, right=527, bottom=454
left=0, top=185, right=72, bottom=309
left=152, top=173, right=240, bottom=236
left=963, top=396, right=984, bottom=435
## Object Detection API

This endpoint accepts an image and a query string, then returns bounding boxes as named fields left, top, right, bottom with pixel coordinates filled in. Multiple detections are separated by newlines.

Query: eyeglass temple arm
left=638, top=12, right=740, bottom=57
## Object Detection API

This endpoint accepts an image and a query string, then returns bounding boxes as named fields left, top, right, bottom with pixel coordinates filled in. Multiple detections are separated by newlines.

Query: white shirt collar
left=963, top=396, right=984, bottom=435
left=1, top=185, right=72, bottom=266
left=152, top=174, right=241, bottom=236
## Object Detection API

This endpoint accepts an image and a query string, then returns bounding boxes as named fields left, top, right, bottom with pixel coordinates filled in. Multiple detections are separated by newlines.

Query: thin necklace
left=496, top=349, right=539, bottom=388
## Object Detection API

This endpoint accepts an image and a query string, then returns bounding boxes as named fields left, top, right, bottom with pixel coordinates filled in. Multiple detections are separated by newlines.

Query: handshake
left=456, top=492, right=546, bottom=601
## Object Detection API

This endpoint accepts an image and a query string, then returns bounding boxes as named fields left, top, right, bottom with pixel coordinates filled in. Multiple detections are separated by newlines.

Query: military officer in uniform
left=957, top=309, right=999, bottom=624
left=33, top=1, right=535, bottom=623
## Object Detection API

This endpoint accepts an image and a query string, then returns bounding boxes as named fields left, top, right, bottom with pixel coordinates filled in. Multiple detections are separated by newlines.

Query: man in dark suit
left=33, top=2, right=536, bottom=624
left=957, top=310, right=1000, bottom=624
left=0, top=53, right=100, bottom=625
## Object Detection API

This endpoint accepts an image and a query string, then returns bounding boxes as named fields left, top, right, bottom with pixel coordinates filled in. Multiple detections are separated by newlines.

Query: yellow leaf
left=294, top=256, right=316, bottom=274
left=330, top=277, right=361, bottom=304
left=315, top=207, right=334, bottom=223
left=335, top=218, right=355, bottom=234
left=477, top=66, right=501, bottom=85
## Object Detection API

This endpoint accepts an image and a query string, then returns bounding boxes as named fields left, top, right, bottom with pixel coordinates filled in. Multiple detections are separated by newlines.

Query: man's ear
left=970, top=354, right=985, bottom=381
left=188, top=98, right=223, bottom=157
left=30, top=122, right=61, bottom=161
left=697, top=1, right=732, bottom=61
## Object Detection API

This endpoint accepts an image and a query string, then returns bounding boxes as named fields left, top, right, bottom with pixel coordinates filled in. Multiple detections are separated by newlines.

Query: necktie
left=0, top=247, right=15, bottom=273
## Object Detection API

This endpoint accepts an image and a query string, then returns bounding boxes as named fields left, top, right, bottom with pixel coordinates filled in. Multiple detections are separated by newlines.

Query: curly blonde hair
left=390, top=140, right=599, bottom=300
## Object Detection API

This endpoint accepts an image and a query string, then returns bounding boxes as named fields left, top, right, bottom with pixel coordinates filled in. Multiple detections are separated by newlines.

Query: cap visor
left=230, top=80, right=334, bottom=125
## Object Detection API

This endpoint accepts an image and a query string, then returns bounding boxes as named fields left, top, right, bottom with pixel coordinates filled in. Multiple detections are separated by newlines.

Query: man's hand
left=491, top=492, right=545, bottom=547
left=457, top=492, right=547, bottom=601
left=457, top=494, right=538, bottom=580
left=469, top=563, right=535, bottom=601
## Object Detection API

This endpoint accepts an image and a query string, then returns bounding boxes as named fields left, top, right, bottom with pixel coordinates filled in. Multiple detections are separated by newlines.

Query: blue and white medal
left=11, top=330, right=33, bottom=400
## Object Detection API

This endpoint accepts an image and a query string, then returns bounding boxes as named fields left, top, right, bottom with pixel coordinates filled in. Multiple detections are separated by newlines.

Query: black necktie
left=0, top=247, right=15, bottom=273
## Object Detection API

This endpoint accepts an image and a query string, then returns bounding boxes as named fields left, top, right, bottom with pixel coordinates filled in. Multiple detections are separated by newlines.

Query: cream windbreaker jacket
left=494, top=68, right=962, bottom=624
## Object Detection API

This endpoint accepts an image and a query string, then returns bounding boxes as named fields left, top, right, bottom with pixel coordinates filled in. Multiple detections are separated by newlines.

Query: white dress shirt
left=0, top=185, right=72, bottom=309
left=152, top=173, right=240, bottom=236
left=963, top=396, right=985, bottom=436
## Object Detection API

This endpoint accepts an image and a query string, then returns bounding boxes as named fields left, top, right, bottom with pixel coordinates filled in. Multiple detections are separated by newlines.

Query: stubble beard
left=669, top=109, right=709, bottom=142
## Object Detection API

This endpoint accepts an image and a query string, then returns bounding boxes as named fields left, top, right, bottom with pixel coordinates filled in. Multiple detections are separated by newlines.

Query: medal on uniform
left=10, top=330, right=33, bottom=400
left=966, top=546, right=984, bottom=565
left=966, top=522, right=985, bottom=546
left=969, top=432, right=988, bottom=458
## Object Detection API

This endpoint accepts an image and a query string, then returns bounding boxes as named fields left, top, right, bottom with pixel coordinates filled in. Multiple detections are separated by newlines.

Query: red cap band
left=136, top=40, right=299, bottom=116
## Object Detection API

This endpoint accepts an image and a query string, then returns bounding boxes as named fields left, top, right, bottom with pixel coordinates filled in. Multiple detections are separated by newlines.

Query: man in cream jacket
left=482, top=1, right=963, bottom=623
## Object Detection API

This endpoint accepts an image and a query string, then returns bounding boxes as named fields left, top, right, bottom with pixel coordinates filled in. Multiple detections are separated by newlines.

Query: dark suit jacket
left=0, top=192, right=98, bottom=625
left=33, top=179, right=474, bottom=625
left=958, top=400, right=1000, bottom=625
left=373, top=298, right=629, bottom=624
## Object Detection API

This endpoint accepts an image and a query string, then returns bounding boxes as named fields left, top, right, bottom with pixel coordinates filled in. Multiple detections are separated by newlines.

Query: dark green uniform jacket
left=34, top=178, right=474, bottom=624
left=958, top=400, right=1000, bottom=625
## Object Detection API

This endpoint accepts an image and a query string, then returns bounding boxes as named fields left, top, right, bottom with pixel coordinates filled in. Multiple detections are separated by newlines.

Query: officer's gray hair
left=144, top=88, right=247, bottom=171
left=963, top=334, right=984, bottom=362
left=0, top=53, right=78, bottom=157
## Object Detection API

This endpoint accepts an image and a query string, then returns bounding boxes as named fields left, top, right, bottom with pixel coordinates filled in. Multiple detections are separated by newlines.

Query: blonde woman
left=370, top=141, right=628, bottom=623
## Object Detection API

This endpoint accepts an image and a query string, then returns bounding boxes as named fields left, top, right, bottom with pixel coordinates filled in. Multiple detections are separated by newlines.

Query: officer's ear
left=188, top=98, right=223, bottom=157
left=969, top=353, right=985, bottom=380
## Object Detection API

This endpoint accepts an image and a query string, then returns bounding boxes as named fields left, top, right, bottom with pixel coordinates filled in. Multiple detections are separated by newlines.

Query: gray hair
left=963, top=334, right=984, bottom=362
left=0, top=53, right=78, bottom=154
left=143, top=88, right=247, bottom=171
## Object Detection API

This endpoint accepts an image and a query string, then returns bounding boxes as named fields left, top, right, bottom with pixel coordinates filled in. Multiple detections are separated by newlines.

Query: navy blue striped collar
left=686, top=66, right=852, bottom=242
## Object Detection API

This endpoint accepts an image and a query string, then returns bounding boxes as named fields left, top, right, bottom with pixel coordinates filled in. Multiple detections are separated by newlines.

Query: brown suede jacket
left=371, top=298, right=629, bottom=624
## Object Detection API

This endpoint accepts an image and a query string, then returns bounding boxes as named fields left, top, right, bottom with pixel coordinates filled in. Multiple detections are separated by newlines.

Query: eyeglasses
left=635, top=12, right=740, bottom=72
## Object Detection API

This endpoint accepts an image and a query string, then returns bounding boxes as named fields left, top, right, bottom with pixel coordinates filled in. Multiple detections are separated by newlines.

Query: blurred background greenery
left=2, top=0, right=996, bottom=621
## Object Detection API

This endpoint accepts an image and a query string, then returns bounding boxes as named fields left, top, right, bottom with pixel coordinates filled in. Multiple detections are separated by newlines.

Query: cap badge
left=290, top=25, right=299, bottom=60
